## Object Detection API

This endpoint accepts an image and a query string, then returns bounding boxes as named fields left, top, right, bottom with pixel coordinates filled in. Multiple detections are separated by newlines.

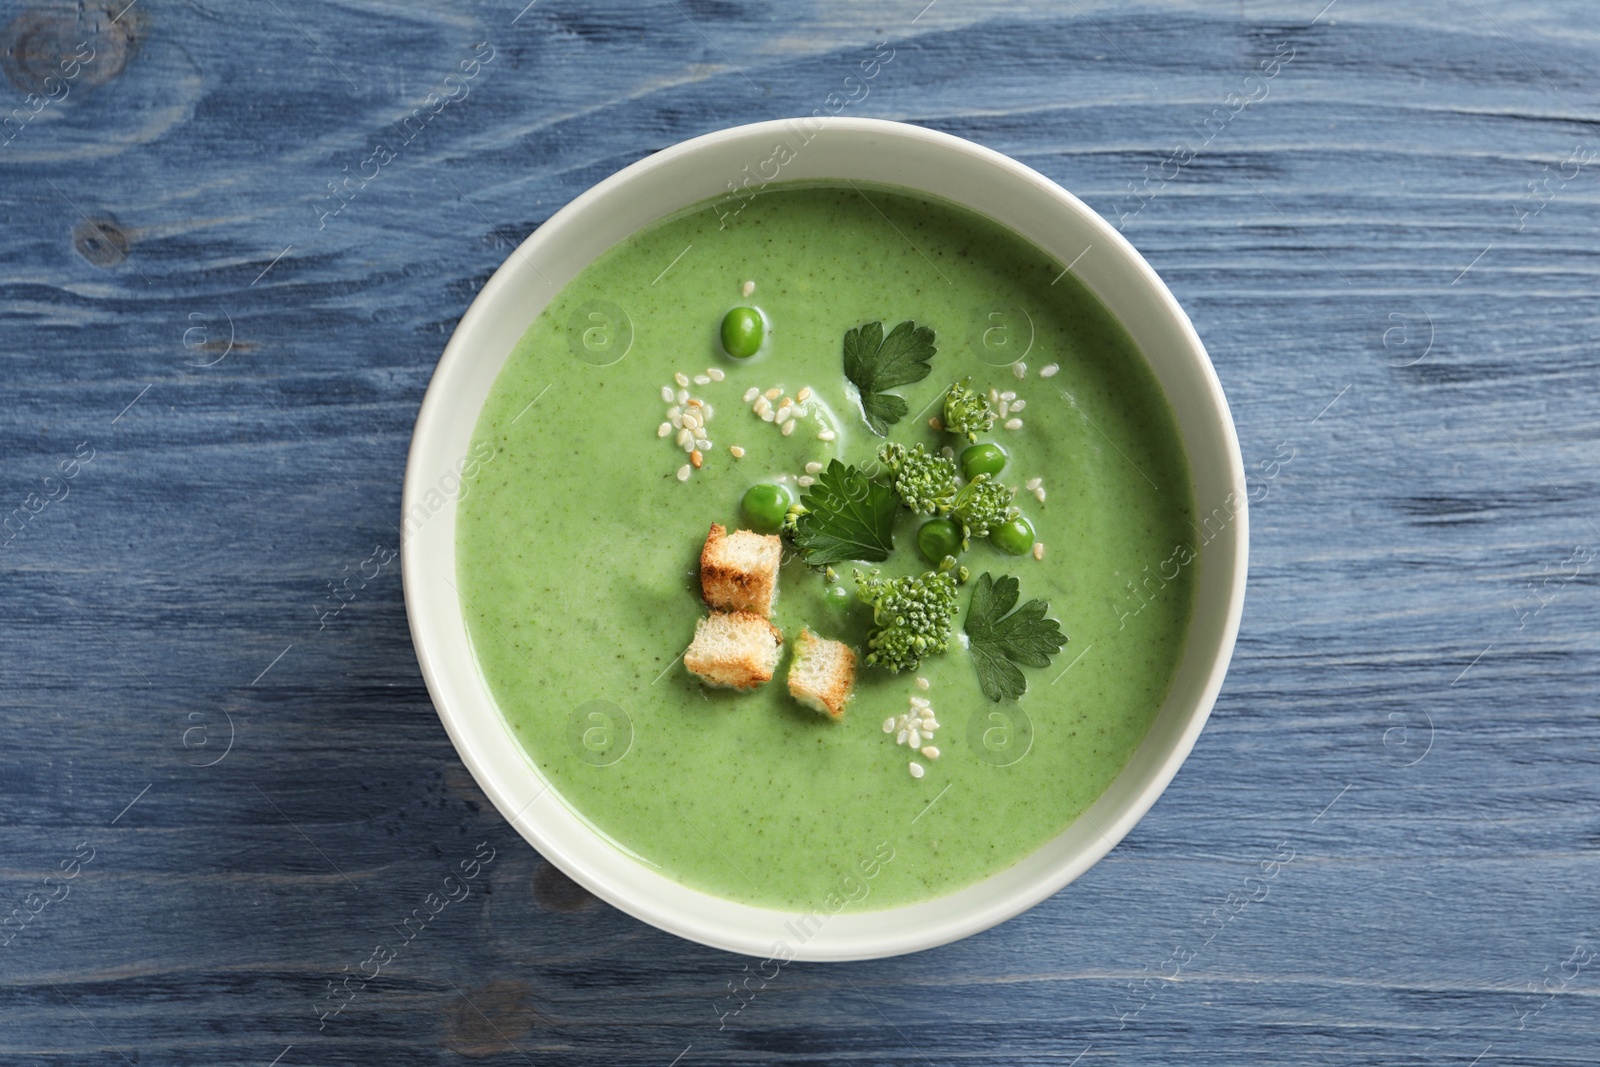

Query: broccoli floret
left=781, top=499, right=806, bottom=537
left=879, top=441, right=1019, bottom=545
left=878, top=442, right=959, bottom=514
left=950, top=473, right=1017, bottom=541
left=854, top=568, right=960, bottom=673
left=942, top=377, right=995, bottom=442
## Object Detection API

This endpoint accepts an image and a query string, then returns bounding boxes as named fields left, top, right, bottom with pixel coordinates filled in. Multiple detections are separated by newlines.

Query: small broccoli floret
left=950, top=473, right=1018, bottom=541
left=854, top=568, right=960, bottom=673
left=781, top=499, right=806, bottom=537
left=878, top=442, right=958, bottom=514
left=942, top=377, right=995, bottom=442
left=879, top=442, right=1020, bottom=547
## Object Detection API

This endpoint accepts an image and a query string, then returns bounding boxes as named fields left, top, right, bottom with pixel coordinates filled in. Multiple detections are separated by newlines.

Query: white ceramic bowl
left=403, top=117, right=1247, bottom=961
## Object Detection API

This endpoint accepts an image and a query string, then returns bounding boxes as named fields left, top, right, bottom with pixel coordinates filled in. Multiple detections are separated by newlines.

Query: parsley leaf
left=843, top=320, right=936, bottom=435
left=790, top=460, right=899, bottom=566
left=859, top=390, right=908, bottom=434
left=963, top=572, right=1068, bottom=701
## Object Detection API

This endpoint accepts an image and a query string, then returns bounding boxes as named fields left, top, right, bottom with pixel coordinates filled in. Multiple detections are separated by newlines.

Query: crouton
left=684, top=611, right=783, bottom=691
left=787, top=627, right=857, bottom=719
left=700, top=522, right=781, bottom=617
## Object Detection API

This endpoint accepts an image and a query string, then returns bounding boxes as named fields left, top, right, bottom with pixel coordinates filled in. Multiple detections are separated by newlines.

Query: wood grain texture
left=4, top=0, right=1600, bottom=1062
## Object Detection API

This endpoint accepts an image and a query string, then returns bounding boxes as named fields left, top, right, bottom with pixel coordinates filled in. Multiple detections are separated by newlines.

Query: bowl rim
left=403, top=116, right=1248, bottom=960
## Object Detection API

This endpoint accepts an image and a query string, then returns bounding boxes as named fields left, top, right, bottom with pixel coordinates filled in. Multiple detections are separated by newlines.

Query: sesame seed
left=657, top=422, right=672, bottom=438
left=805, top=462, right=823, bottom=474
left=682, top=439, right=695, bottom=453
left=1033, top=542, right=1044, bottom=561
left=883, top=717, right=895, bottom=733
left=781, top=418, right=796, bottom=436
left=674, top=372, right=690, bottom=388
left=797, top=386, right=812, bottom=402
left=707, top=367, right=726, bottom=381
left=897, top=729, right=909, bottom=745
left=1012, top=362, right=1027, bottom=379
left=700, top=402, right=713, bottom=420
left=694, top=374, right=711, bottom=386
left=1040, top=363, right=1060, bottom=378
left=793, top=405, right=809, bottom=418
left=687, top=397, right=704, bottom=408
left=909, top=762, right=925, bottom=779
left=661, top=386, right=675, bottom=403
left=742, top=280, right=755, bottom=297
left=695, top=438, right=711, bottom=451
left=929, top=416, right=944, bottom=431
left=1033, top=487, right=1046, bottom=502
left=1011, top=399, right=1026, bottom=411
left=761, top=409, right=776, bottom=422
left=754, top=398, right=771, bottom=416
left=775, top=404, right=792, bottom=423
left=797, top=475, right=815, bottom=487
left=681, top=412, right=699, bottom=430
left=908, top=728, right=922, bottom=747
left=915, top=677, right=930, bottom=690
left=743, top=387, right=760, bottom=403
left=677, top=428, right=694, bottom=448
left=817, top=430, right=836, bottom=442
left=997, top=401, right=1009, bottom=418
left=676, top=464, right=691, bottom=481
left=1000, top=390, right=1017, bottom=402
left=668, top=405, right=682, bottom=418
left=729, top=445, right=745, bottom=458
left=691, top=450, right=703, bottom=468
left=921, top=746, right=940, bottom=760
left=1025, top=477, right=1042, bottom=490
left=1004, top=418, right=1023, bottom=431
left=676, top=389, right=689, bottom=404
left=923, top=718, right=939, bottom=731
left=910, top=696, right=930, bottom=709
left=765, top=387, right=782, bottom=400
left=988, top=388, right=999, bottom=404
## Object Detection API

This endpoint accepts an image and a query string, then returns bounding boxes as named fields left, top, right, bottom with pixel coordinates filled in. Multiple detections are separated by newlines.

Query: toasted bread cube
left=787, top=627, right=858, bottom=719
left=684, top=611, right=783, bottom=691
left=700, top=522, right=782, bottom=616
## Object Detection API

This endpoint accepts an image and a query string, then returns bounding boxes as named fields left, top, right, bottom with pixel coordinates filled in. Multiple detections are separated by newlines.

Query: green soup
left=456, top=184, right=1195, bottom=911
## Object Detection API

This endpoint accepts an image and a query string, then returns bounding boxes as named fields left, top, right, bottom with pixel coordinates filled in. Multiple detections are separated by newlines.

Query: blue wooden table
left=4, top=0, right=1598, bottom=1062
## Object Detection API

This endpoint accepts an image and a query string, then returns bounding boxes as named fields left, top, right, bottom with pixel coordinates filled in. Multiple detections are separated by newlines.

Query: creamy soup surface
left=456, top=183, right=1196, bottom=910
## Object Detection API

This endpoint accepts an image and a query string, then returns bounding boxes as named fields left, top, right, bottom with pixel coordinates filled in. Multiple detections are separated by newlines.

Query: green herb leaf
left=858, top=391, right=908, bottom=435
left=790, top=460, right=899, bottom=566
left=963, top=572, right=1068, bottom=701
left=843, top=320, right=936, bottom=435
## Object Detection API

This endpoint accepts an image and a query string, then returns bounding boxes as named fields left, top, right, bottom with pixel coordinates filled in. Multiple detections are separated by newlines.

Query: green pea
left=741, top=482, right=791, bottom=533
left=961, top=442, right=1007, bottom=480
left=917, top=518, right=963, bottom=565
left=989, top=515, right=1036, bottom=556
left=821, top=583, right=852, bottom=614
left=720, top=306, right=765, bottom=358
